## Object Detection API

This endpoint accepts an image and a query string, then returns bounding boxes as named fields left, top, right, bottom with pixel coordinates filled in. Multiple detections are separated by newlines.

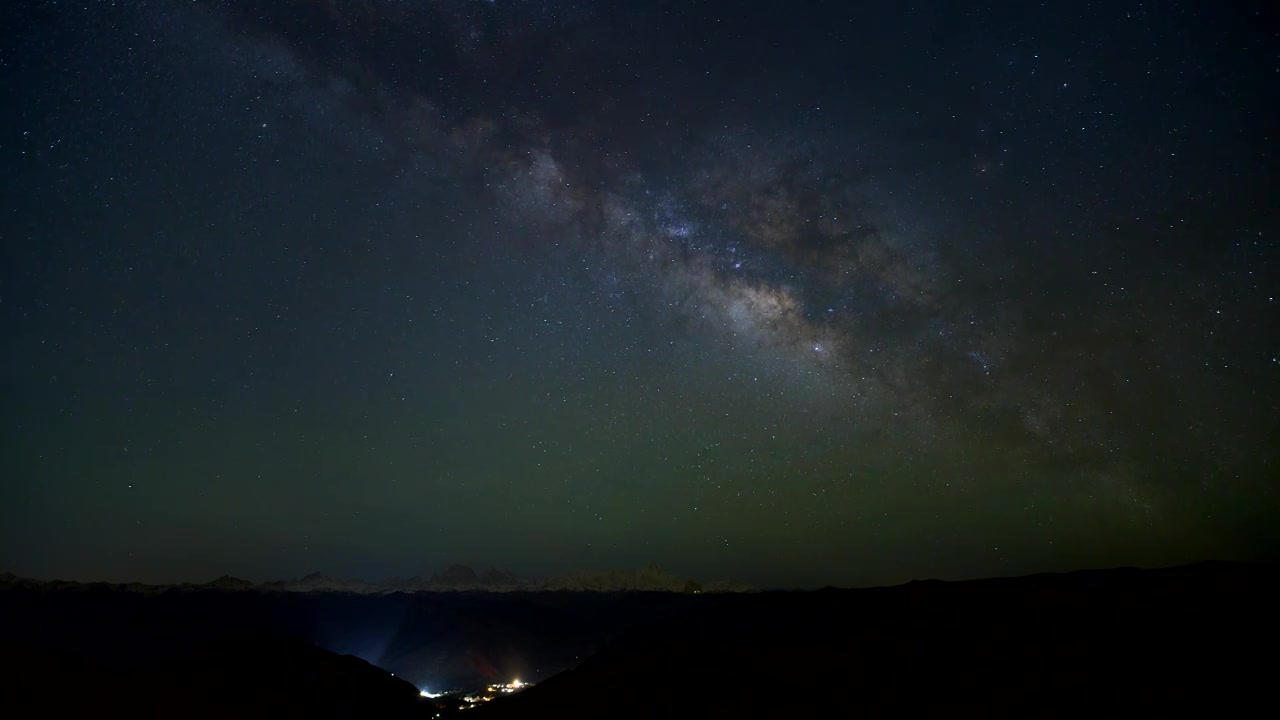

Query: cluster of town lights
left=491, top=679, right=526, bottom=693
left=420, top=679, right=530, bottom=707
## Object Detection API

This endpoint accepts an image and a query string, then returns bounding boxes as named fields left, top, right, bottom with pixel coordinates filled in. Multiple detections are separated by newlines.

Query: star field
left=1, top=0, right=1276, bottom=587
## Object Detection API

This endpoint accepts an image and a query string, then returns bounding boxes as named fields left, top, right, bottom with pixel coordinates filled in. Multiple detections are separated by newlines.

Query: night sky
left=2, top=0, right=1276, bottom=589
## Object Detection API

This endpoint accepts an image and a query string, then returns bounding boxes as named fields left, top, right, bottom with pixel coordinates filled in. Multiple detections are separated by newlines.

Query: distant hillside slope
left=4, top=630, right=432, bottom=718
left=474, top=562, right=1280, bottom=718
left=0, top=582, right=704, bottom=691
left=0, top=563, right=752, bottom=594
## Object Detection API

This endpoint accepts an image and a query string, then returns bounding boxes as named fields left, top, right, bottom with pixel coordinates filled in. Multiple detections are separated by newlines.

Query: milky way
left=208, top=0, right=1142, bottom=447
left=231, top=0, right=1272, bottom=510
left=2, top=0, right=1275, bottom=586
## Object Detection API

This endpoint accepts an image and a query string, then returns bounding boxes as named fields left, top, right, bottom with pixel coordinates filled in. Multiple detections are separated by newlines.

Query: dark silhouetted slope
left=0, top=581, right=703, bottom=692
left=475, top=562, right=1279, bottom=718
left=4, top=630, right=431, bottom=718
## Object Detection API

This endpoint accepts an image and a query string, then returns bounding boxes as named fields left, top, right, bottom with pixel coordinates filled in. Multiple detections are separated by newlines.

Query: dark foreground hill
left=4, top=630, right=428, bottom=718
left=474, top=562, right=1279, bottom=719
left=1, top=562, right=1275, bottom=717
left=0, top=585, right=701, bottom=692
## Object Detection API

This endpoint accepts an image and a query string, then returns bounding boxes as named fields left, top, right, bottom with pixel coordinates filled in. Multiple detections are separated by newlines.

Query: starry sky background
left=2, top=0, right=1276, bottom=588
